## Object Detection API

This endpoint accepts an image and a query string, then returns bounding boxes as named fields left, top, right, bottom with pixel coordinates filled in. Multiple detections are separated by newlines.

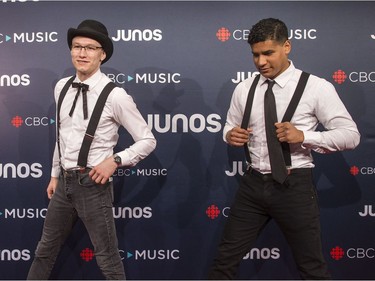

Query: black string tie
left=69, top=82, right=89, bottom=120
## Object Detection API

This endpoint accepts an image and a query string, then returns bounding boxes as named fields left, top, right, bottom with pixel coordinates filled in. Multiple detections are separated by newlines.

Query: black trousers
left=208, top=168, right=331, bottom=280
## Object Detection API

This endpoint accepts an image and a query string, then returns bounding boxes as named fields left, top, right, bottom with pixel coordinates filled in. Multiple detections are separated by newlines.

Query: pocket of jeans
left=78, top=172, right=97, bottom=187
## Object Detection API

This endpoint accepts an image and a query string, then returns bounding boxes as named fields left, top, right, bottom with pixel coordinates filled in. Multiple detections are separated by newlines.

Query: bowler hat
left=67, top=19, right=113, bottom=64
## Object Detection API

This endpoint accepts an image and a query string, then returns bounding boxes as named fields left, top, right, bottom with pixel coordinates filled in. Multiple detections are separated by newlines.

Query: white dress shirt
left=51, top=69, right=156, bottom=177
left=223, top=61, right=360, bottom=173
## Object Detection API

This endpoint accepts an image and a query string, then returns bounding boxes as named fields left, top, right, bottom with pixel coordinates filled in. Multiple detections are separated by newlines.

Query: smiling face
left=71, top=36, right=106, bottom=81
left=251, top=39, right=291, bottom=80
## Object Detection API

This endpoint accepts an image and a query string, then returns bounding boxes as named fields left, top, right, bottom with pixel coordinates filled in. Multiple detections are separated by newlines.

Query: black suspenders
left=57, top=76, right=76, bottom=164
left=56, top=76, right=117, bottom=167
left=240, top=71, right=310, bottom=167
left=77, top=82, right=116, bottom=167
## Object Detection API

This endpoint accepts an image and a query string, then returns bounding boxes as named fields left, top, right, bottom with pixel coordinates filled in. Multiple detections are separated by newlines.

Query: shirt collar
left=259, top=60, right=296, bottom=88
left=74, top=69, right=102, bottom=90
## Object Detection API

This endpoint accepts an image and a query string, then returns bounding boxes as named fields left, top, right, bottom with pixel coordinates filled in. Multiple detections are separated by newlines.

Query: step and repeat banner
left=0, top=0, right=374, bottom=280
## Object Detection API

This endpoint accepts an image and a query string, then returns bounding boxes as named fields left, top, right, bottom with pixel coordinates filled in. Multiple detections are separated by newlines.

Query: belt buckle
left=76, top=167, right=87, bottom=174
left=62, top=169, right=73, bottom=178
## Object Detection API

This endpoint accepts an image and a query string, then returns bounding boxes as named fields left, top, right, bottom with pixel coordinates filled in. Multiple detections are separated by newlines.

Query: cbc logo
left=332, top=69, right=375, bottom=84
left=350, top=166, right=375, bottom=176
left=331, top=246, right=375, bottom=260
left=25, top=117, right=53, bottom=126
left=216, top=27, right=316, bottom=42
left=11, top=116, right=54, bottom=128
left=206, top=204, right=230, bottom=219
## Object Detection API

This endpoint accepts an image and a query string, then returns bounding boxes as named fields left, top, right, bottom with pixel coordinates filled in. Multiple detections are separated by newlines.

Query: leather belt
left=247, top=167, right=311, bottom=181
left=61, top=167, right=91, bottom=178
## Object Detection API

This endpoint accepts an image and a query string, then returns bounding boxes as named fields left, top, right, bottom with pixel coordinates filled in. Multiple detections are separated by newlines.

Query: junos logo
left=0, top=249, right=31, bottom=261
left=243, top=248, right=280, bottom=260
left=225, top=161, right=245, bottom=177
left=112, top=29, right=162, bottom=42
left=0, top=74, right=30, bottom=87
left=0, top=163, right=43, bottom=179
left=113, top=207, right=153, bottom=219
left=148, top=113, right=222, bottom=133
left=359, top=205, right=375, bottom=217
left=232, top=71, right=259, bottom=84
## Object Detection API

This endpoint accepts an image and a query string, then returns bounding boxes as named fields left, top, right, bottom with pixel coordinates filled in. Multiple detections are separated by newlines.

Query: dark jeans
left=27, top=169, right=125, bottom=280
left=208, top=168, right=331, bottom=280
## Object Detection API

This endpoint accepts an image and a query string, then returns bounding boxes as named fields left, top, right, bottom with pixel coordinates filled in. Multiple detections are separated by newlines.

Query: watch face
left=114, top=155, right=121, bottom=164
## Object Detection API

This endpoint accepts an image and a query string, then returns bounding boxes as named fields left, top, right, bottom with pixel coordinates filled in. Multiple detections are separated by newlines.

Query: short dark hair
left=247, top=18, right=288, bottom=45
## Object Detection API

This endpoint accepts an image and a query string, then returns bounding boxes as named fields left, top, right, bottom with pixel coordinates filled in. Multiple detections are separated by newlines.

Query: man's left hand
left=89, top=157, right=117, bottom=184
left=275, top=122, right=304, bottom=144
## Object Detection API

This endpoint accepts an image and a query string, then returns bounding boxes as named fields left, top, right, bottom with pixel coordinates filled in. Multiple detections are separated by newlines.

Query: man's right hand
left=226, top=127, right=252, bottom=147
left=46, top=177, right=59, bottom=199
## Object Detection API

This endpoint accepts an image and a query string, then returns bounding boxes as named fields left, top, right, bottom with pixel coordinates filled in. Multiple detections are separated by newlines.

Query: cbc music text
left=230, top=28, right=317, bottom=41
left=3, top=207, right=152, bottom=219
left=107, top=72, right=181, bottom=84
left=121, top=250, right=180, bottom=260
left=114, top=168, right=167, bottom=177
left=0, top=32, right=57, bottom=43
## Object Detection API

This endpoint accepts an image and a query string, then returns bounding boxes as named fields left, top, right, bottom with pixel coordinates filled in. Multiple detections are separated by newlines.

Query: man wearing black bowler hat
left=27, top=19, right=156, bottom=280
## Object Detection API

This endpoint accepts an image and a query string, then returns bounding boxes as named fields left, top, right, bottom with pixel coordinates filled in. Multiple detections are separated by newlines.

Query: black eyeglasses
left=71, top=45, right=103, bottom=54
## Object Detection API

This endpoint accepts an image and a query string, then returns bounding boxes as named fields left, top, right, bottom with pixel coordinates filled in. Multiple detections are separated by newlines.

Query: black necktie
left=264, top=80, right=288, bottom=183
left=69, top=82, right=89, bottom=120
